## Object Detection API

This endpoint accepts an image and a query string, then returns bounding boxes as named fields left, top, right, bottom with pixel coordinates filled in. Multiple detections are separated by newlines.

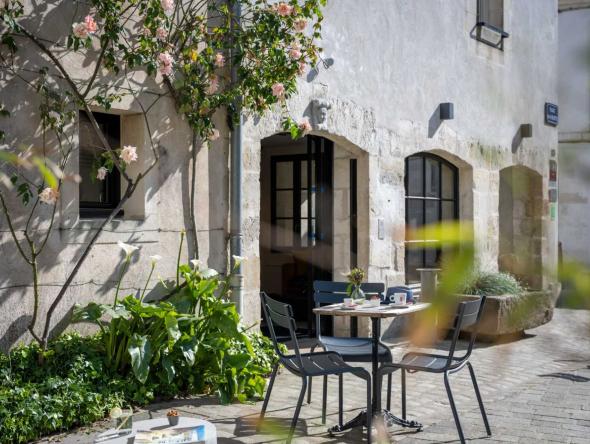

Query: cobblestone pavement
left=44, top=309, right=590, bottom=444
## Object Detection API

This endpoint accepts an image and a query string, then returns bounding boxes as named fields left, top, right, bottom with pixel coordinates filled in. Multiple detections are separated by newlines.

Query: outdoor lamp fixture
left=520, top=124, right=533, bottom=138
left=475, top=22, right=509, bottom=48
left=439, top=102, right=454, bottom=120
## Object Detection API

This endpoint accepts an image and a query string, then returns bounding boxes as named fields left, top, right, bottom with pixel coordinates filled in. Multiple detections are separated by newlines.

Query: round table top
left=94, top=416, right=217, bottom=444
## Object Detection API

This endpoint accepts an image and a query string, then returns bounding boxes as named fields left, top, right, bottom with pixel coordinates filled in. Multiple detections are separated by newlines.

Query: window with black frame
left=79, top=111, right=122, bottom=218
left=405, top=153, right=458, bottom=283
left=476, top=0, right=508, bottom=49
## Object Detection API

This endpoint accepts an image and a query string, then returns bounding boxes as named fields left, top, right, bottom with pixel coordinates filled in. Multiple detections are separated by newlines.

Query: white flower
left=120, top=145, right=138, bottom=164
left=207, top=128, right=220, bottom=141
left=118, top=241, right=139, bottom=258
left=109, top=407, right=123, bottom=419
left=200, top=268, right=219, bottom=279
left=39, top=187, right=59, bottom=204
left=190, top=259, right=202, bottom=270
left=48, top=111, right=61, bottom=124
left=232, top=255, right=246, bottom=267
left=96, top=166, right=108, bottom=181
left=161, top=0, right=174, bottom=14
left=72, top=22, right=89, bottom=39
left=149, top=254, right=162, bottom=265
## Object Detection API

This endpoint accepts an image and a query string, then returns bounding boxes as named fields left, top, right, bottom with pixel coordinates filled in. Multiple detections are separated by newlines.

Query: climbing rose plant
left=0, top=0, right=326, bottom=350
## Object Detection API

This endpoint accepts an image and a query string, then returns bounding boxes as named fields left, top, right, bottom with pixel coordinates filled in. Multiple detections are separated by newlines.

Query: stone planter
left=455, top=291, right=554, bottom=337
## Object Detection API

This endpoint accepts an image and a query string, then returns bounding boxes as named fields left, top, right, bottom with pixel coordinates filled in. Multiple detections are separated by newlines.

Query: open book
left=134, top=425, right=206, bottom=444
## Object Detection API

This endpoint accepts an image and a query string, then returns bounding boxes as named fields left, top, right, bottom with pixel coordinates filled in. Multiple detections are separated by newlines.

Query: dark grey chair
left=310, top=281, right=393, bottom=425
left=378, top=297, right=491, bottom=444
left=259, top=292, right=373, bottom=443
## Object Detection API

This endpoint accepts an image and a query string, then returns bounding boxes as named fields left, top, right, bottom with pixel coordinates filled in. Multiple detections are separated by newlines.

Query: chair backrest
left=260, top=292, right=302, bottom=367
left=313, top=280, right=385, bottom=338
left=446, top=296, right=487, bottom=367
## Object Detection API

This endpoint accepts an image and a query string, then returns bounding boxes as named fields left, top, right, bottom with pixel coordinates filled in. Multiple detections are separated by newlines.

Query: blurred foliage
left=460, top=271, right=524, bottom=296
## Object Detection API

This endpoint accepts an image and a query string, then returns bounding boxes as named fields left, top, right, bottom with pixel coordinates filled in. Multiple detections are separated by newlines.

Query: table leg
left=371, top=317, right=381, bottom=413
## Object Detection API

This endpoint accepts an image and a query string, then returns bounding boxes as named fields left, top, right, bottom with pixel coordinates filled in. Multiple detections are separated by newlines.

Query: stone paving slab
left=38, top=309, right=590, bottom=443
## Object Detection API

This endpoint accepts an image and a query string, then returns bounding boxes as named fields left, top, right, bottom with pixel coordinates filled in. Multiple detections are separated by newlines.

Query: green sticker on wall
left=550, top=204, right=556, bottom=221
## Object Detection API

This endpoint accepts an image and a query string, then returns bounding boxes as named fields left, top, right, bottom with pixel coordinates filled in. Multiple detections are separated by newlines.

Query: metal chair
left=310, top=281, right=393, bottom=425
left=378, top=297, right=491, bottom=444
left=259, top=292, right=373, bottom=443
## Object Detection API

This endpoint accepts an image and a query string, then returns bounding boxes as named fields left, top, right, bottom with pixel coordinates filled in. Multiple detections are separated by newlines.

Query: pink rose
left=206, top=75, right=219, bottom=95
left=207, top=128, right=220, bottom=141
left=120, top=145, right=138, bottom=164
left=72, top=22, right=89, bottom=39
left=294, top=18, right=307, bottom=32
left=289, top=48, right=302, bottom=59
left=271, top=82, right=285, bottom=98
left=143, top=27, right=151, bottom=37
left=161, top=0, right=174, bottom=13
left=84, top=15, right=98, bottom=34
left=96, top=167, right=108, bottom=181
left=156, top=27, right=168, bottom=41
left=39, top=187, right=59, bottom=204
left=297, top=61, right=307, bottom=76
left=298, top=118, right=312, bottom=135
left=214, top=52, right=225, bottom=68
left=158, top=52, right=174, bottom=76
left=276, top=2, right=293, bottom=16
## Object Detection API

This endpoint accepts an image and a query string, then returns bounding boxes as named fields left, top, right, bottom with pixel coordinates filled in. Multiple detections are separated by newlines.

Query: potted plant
left=345, top=268, right=366, bottom=302
left=167, top=409, right=179, bottom=426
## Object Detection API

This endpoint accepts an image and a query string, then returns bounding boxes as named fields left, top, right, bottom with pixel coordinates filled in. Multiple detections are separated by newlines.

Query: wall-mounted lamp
left=520, top=124, right=533, bottom=138
left=439, top=102, right=454, bottom=120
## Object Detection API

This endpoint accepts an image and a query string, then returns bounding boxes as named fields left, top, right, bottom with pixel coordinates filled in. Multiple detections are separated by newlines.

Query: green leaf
left=179, top=340, right=197, bottom=366
left=31, top=158, right=58, bottom=189
left=128, top=334, right=153, bottom=384
left=162, top=355, right=176, bottom=384
left=165, top=315, right=181, bottom=343
left=71, top=303, right=105, bottom=323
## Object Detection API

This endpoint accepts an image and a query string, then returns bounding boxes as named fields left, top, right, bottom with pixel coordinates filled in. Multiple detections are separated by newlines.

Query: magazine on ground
left=134, top=425, right=206, bottom=444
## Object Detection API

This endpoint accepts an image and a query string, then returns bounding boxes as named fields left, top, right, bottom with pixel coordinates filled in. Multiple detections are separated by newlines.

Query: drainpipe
left=230, top=0, right=243, bottom=315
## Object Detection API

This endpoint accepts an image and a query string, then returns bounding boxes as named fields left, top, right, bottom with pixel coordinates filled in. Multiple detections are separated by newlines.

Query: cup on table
left=343, top=297, right=354, bottom=307
left=393, top=293, right=407, bottom=305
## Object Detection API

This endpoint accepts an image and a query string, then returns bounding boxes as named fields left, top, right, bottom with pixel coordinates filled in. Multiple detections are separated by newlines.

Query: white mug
left=394, top=293, right=407, bottom=305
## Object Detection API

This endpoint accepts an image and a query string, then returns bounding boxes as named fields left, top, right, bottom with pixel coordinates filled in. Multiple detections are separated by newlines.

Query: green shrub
left=460, top=271, right=524, bottom=296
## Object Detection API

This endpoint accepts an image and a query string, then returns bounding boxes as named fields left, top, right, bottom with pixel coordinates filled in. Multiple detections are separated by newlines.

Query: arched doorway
left=259, top=134, right=337, bottom=334
left=404, top=152, right=459, bottom=283
left=499, top=165, right=543, bottom=289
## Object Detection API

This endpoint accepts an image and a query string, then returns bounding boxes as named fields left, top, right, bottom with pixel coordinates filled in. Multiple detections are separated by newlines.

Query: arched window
left=405, top=153, right=459, bottom=283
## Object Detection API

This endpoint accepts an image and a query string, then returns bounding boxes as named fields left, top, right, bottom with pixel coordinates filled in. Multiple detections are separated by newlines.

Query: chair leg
left=467, top=362, right=491, bottom=436
left=338, top=374, right=344, bottom=427
left=258, top=363, right=278, bottom=432
left=287, top=377, right=308, bottom=444
left=444, top=371, right=465, bottom=444
left=401, top=369, right=406, bottom=420
left=366, top=378, right=372, bottom=444
left=321, top=375, right=328, bottom=424
left=387, top=373, right=392, bottom=411
left=307, top=376, right=313, bottom=404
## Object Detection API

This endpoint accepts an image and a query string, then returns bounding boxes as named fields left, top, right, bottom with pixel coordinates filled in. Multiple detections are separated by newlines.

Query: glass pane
left=275, top=219, right=293, bottom=247
left=79, top=148, right=106, bottom=203
left=425, top=200, right=440, bottom=226
left=406, top=156, right=423, bottom=196
left=276, top=191, right=293, bottom=217
left=425, top=158, right=440, bottom=198
left=441, top=164, right=454, bottom=199
left=310, top=160, right=316, bottom=186
left=310, top=218, right=316, bottom=247
left=405, top=248, right=423, bottom=282
left=276, top=161, right=293, bottom=189
left=300, top=218, right=309, bottom=247
left=424, top=247, right=439, bottom=268
left=300, top=191, right=307, bottom=218
left=406, top=199, right=423, bottom=232
left=301, top=160, right=308, bottom=187
left=442, top=201, right=456, bottom=221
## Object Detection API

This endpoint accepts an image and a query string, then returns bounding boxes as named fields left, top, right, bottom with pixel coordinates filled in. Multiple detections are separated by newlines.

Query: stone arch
left=498, top=165, right=544, bottom=289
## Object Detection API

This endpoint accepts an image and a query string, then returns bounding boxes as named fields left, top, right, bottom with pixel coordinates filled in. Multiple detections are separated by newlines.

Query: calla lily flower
left=118, top=241, right=139, bottom=258
left=232, top=255, right=246, bottom=267
left=201, top=268, right=219, bottom=279
left=190, top=259, right=202, bottom=269
left=149, top=254, right=162, bottom=265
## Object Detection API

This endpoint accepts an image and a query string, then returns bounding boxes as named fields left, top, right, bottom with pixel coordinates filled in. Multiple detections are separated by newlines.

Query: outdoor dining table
left=312, top=301, right=430, bottom=433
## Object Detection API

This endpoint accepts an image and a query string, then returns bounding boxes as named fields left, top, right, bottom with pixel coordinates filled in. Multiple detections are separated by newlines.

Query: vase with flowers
left=345, top=268, right=366, bottom=303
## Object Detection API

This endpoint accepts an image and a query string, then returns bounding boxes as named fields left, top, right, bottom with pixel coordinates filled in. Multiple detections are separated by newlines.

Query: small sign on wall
left=545, top=103, right=558, bottom=126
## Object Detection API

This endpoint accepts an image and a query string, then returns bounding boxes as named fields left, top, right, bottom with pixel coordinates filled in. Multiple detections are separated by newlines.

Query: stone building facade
left=0, top=0, right=559, bottom=349
left=558, top=0, right=590, bottom=269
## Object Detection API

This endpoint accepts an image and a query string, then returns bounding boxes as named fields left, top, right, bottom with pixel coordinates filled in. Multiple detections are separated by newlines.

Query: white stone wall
left=0, top=1, right=560, bottom=347
left=558, top=6, right=590, bottom=267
